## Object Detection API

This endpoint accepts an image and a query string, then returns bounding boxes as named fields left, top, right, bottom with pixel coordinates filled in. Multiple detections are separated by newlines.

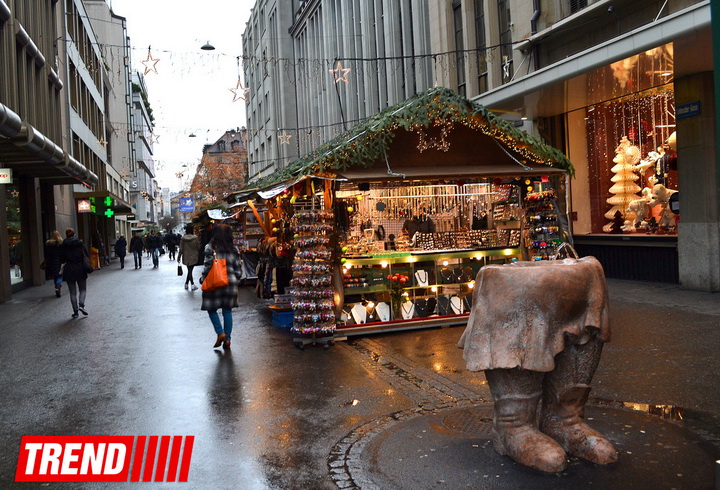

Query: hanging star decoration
left=149, top=134, right=160, bottom=144
left=278, top=131, right=292, bottom=145
left=414, top=118, right=454, bottom=152
left=11, top=189, right=20, bottom=198
left=141, top=46, right=160, bottom=75
left=98, top=137, right=108, bottom=149
left=329, top=61, right=351, bottom=84
left=502, top=55, right=511, bottom=80
left=229, top=78, right=251, bottom=102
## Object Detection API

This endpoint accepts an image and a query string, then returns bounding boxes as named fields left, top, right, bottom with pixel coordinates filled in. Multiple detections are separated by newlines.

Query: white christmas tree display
left=604, top=136, right=642, bottom=232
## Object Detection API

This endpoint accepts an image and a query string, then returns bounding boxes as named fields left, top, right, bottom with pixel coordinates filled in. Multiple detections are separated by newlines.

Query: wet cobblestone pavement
left=0, top=260, right=719, bottom=488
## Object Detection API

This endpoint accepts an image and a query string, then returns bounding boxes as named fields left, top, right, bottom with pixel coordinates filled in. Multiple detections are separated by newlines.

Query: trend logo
left=16, top=435, right=194, bottom=483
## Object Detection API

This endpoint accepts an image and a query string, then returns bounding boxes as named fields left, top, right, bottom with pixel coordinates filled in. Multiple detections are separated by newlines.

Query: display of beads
left=290, top=288, right=334, bottom=299
left=291, top=208, right=336, bottom=335
left=290, top=276, right=332, bottom=288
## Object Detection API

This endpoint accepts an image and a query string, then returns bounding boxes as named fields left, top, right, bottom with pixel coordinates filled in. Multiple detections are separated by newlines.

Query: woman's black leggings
left=185, top=264, right=196, bottom=285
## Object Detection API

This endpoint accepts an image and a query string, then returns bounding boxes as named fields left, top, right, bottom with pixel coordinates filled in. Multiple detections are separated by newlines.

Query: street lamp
left=201, top=41, right=215, bottom=51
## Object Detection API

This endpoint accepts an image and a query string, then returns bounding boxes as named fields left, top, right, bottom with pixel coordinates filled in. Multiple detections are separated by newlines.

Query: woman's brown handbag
left=201, top=250, right=228, bottom=292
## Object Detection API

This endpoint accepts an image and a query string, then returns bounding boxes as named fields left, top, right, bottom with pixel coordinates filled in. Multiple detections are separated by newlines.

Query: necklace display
left=439, top=268, right=453, bottom=284
left=450, top=296, right=463, bottom=314
left=375, top=302, right=390, bottom=322
left=414, top=270, right=429, bottom=287
left=400, top=301, right=415, bottom=319
left=351, top=304, right=367, bottom=324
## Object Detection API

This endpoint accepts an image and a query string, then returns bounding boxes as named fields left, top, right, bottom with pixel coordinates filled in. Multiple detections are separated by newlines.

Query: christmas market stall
left=231, top=87, right=575, bottom=342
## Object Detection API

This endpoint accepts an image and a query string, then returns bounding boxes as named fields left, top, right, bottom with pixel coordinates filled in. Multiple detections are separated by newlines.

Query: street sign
left=179, top=197, right=195, bottom=213
left=77, top=199, right=92, bottom=213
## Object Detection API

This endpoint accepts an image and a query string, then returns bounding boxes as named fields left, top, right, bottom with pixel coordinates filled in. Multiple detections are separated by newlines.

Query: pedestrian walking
left=177, top=224, right=201, bottom=290
left=199, top=224, right=242, bottom=350
left=129, top=231, right=144, bottom=269
left=146, top=230, right=162, bottom=268
left=142, top=234, right=149, bottom=259
left=164, top=232, right=178, bottom=260
left=61, top=228, right=90, bottom=318
left=114, top=235, right=127, bottom=269
left=43, top=230, right=64, bottom=298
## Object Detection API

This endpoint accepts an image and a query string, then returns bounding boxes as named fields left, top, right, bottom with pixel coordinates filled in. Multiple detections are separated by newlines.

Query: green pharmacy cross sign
left=103, top=196, right=114, bottom=217
left=89, top=196, right=115, bottom=217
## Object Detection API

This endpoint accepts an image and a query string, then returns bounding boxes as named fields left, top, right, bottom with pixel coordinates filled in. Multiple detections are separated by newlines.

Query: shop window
left=474, top=0, right=487, bottom=94
left=453, top=0, right=466, bottom=97
left=497, top=0, right=512, bottom=84
left=569, top=44, right=676, bottom=235
left=6, top=182, right=24, bottom=286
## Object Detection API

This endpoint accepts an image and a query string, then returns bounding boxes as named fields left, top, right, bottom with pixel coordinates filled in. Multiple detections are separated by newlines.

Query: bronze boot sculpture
left=486, top=369, right=567, bottom=473
left=458, top=257, right=618, bottom=473
left=540, top=336, right=618, bottom=465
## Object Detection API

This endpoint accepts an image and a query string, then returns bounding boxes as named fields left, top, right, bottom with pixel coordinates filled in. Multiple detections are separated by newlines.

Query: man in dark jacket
left=61, top=228, right=90, bottom=318
left=146, top=230, right=163, bottom=268
left=114, top=235, right=127, bottom=269
left=129, top=231, right=144, bottom=269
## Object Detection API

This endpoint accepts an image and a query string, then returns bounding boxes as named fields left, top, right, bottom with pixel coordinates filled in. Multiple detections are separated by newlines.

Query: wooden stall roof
left=248, top=87, right=573, bottom=190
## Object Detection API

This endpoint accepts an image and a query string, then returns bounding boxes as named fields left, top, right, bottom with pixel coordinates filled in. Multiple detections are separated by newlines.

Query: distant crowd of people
left=44, top=223, right=241, bottom=351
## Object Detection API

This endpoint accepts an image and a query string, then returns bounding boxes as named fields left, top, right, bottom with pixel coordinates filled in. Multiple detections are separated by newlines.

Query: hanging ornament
left=329, top=60, right=351, bottom=84
left=229, top=78, right=250, bottom=103
left=278, top=131, right=292, bottom=145
left=230, top=56, right=250, bottom=103
left=141, top=46, right=159, bottom=75
left=98, top=137, right=108, bottom=149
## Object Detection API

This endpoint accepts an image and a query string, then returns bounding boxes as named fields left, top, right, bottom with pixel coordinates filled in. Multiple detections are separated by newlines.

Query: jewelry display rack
left=289, top=201, right=336, bottom=349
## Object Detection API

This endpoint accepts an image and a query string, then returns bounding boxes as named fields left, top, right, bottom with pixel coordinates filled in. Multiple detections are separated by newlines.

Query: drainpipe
left=530, top=0, right=541, bottom=70
left=713, top=0, right=720, bottom=214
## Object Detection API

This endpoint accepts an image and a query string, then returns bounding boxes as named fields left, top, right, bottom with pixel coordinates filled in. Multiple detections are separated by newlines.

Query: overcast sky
left=108, top=0, right=256, bottom=191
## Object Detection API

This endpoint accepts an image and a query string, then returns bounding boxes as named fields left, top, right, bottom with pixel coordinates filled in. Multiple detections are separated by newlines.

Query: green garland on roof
left=251, top=87, right=573, bottom=189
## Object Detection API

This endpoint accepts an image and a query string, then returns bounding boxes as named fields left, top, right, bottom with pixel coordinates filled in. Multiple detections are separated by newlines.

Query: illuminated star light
left=229, top=79, right=251, bottom=102
left=329, top=61, right=351, bottom=84
left=141, top=48, right=160, bottom=75
left=278, top=131, right=292, bottom=145
left=98, top=137, right=108, bottom=149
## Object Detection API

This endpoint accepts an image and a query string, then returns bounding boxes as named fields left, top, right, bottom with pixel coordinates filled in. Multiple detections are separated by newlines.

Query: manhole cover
left=442, top=406, right=495, bottom=437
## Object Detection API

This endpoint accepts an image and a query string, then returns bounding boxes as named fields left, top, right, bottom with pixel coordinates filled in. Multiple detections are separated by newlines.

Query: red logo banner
left=16, top=436, right=194, bottom=483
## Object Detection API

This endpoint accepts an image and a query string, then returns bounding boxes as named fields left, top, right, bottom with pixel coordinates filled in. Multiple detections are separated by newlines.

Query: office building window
left=497, top=0, right=512, bottom=84
left=474, top=0, right=487, bottom=93
left=453, top=1, right=466, bottom=96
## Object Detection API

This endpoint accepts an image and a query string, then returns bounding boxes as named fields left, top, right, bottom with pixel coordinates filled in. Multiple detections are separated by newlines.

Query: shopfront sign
left=179, top=197, right=195, bottom=213
left=676, top=101, right=700, bottom=119
left=77, top=199, right=92, bottom=213
left=0, top=168, right=12, bottom=184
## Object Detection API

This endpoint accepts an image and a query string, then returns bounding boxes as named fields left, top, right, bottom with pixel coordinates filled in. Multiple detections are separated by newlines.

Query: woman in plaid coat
left=199, top=224, right=242, bottom=349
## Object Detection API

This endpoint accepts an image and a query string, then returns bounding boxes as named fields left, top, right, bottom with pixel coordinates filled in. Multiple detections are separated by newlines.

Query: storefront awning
left=0, top=103, right=98, bottom=186
left=473, top=1, right=710, bottom=114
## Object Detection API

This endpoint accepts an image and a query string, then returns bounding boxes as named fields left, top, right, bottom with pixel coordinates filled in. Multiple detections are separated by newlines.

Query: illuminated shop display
left=574, top=43, right=677, bottom=235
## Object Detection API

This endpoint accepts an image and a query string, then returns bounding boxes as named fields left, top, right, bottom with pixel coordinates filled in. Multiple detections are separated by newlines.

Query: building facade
left=242, top=0, right=718, bottom=291
left=0, top=0, right=97, bottom=301
left=190, top=129, right=249, bottom=211
left=130, top=71, right=158, bottom=228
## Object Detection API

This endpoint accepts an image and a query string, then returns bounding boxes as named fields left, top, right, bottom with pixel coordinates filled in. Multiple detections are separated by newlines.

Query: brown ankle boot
left=540, top=385, right=618, bottom=465
left=213, top=333, right=226, bottom=348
